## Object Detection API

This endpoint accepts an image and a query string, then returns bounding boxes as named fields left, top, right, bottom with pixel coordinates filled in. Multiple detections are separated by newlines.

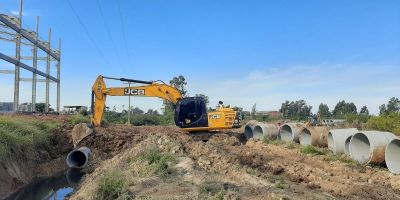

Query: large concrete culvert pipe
left=244, top=120, right=258, bottom=140
left=344, top=135, right=352, bottom=155
left=299, top=127, right=330, bottom=147
left=66, top=147, right=91, bottom=168
left=349, top=131, right=396, bottom=165
left=385, top=138, right=400, bottom=174
left=253, top=123, right=279, bottom=140
left=327, top=128, right=358, bottom=154
left=279, top=123, right=303, bottom=143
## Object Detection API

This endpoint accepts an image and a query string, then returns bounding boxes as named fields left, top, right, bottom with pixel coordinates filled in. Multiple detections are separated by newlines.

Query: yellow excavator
left=91, top=75, right=241, bottom=132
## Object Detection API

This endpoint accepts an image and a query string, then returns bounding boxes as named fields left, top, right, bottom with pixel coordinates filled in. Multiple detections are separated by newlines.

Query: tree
left=318, top=103, right=331, bottom=118
left=387, top=97, right=400, bottom=113
left=195, top=94, right=209, bottom=106
left=379, top=104, right=387, bottom=115
left=131, top=107, right=144, bottom=115
left=279, top=100, right=312, bottom=120
left=146, top=109, right=159, bottom=115
left=35, top=103, right=53, bottom=113
left=360, top=106, right=369, bottom=115
left=169, top=75, right=188, bottom=97
left=251, top=103, right=257, bottom=118
left=332, top=100, right=357, bottom=117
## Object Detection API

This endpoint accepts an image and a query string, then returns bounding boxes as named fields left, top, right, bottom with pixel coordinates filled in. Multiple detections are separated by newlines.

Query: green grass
left=69, top=114, right=91, bottom=125
left=0, top=116, right=60, bottom=160
left=96, top=170, right=132, bottom=200
left=262, top=138, right=285, bottom=145
left=199, top=182, right=224, bottom=196
left=300, top=145, right=327, bottom=155
left=136, top=149, right=176, bottom=176
left=324, top=153, right=354, bottom=163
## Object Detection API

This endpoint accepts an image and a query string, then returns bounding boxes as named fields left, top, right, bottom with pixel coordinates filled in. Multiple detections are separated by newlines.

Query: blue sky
left=0, top=0, right=399, bottom=114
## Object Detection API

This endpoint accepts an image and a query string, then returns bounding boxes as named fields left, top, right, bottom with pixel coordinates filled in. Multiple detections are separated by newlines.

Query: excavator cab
left=174, top=97, right=208, bottom=128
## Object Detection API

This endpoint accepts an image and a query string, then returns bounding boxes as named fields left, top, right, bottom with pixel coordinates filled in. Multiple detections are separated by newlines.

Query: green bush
left=0, top=116, right=60, bottom=160
left=367, top=112, right=400, bottom=135
left=69, top=114, right=91, bottom=125
left=137, top=149, right=175, bottom=176
left=345, top=113, right=370, bottom=123
left=96, top=170, right=131, bottom=200
left=300, top=145, right=326, bottom=155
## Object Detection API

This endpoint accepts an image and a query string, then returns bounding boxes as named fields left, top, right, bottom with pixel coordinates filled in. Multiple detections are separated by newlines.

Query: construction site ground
left=69, top=124, right=400, bottom=200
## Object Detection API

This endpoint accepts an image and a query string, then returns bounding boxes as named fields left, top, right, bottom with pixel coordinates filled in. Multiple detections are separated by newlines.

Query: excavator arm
left=91, top=75, right=182, bottom=126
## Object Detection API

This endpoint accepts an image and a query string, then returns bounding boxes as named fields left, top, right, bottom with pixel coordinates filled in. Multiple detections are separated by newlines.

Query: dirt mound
left=71, top=125, right=400, bottom=199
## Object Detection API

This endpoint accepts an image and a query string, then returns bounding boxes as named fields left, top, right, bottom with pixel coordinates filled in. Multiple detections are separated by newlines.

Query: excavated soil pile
left=72, top=125, right=400, bottom=200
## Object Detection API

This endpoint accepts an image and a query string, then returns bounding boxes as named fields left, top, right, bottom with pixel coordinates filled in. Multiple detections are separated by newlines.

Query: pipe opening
left=385, top=139, right=400, bottom=174
left=344, top=136, right=352, bottom=154
left=280, top=125, right=293, bottom=142
left=253, top=125, right=264, bottom=140
left=299, top=128, right=311, bottom=145
left=350, top=133, right=371, bottom=164
left=67, top=151, right=87, bottom=168
left=327, top=132, right=334, bottom=150
left=244, top=126, right=253, bottom=139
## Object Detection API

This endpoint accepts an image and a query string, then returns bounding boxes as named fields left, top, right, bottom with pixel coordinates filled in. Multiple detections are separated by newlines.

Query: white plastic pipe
left=253, top=123, right=279, bottom=140
left=385, top=138, right=400, bottom=174
left=349, top=131, right=396, bottom=164
left=327, top=128, right=358, bottom=154
left=279, top=123, right=303, bottom=143
left=66, top=147, right=91, bottom=168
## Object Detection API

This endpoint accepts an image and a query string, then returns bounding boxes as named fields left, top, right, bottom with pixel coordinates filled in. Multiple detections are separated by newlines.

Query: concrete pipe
left=66, top=147, right=91, bottom=168
left=253, top=123, right=279, bottom=140
left=299, top=126, right=330, bottom=147
left=327, top=128, right=358, bottom=154
left=279, top=123, right=303, bottom=143
left=344, top=135, right=352, bottom=155
left=349, top=131, right=396, bottom=165
left=244, top=120, right=258, bottom=140
left=385, top=138, right=400, bottom=174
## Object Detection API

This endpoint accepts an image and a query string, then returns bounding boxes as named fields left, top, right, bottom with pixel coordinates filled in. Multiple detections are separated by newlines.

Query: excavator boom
left=91, top=75, right=241, bottom=132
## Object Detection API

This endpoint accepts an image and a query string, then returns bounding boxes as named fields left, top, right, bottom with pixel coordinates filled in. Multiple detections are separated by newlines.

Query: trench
left=3, top=168, right=85, bottom=200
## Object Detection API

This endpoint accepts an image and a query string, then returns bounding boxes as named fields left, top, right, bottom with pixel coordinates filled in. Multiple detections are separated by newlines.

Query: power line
left=96, top=0, right=122, bottom=67
left=66, top=0, right=110, bottom=67
left=116, top=0, right=132, bottom=68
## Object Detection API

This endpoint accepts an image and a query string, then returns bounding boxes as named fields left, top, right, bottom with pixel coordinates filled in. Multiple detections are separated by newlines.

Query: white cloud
left=188, top=64, right=400, bottom=115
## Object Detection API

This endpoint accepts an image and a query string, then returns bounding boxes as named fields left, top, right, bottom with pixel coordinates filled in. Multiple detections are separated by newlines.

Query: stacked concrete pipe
left=244, top=120, right=258, bottom=140
left=66, top=147, right=91, bottom=168
left=279, top=123, right=303, bottom=143
left=253, top=123, right=279, bottom=140
left=385, top=138, right=400, bottom=174
left=299, top=126, right=331, bottom=147
left=327, top=128, right=358, bottom=154
left=349, top=131, right=396, bottom=165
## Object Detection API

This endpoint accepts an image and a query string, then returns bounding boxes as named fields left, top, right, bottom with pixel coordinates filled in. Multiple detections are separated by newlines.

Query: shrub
left=345, top=113, right=370, bottom=123
left=96, top=170, right=131, bottom=200
left=300, top=145, right=326, bottom=155
left=367, top=112, right=400, bottom=135
left=136, top=149, right=175, bottom=176
left=69, top=114, right=91, bottom=125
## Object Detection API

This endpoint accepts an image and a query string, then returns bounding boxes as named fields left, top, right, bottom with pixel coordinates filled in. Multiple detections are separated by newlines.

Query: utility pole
left=128, top=82, right=131, bottom=124
left=14, top=0, right=23, bottom=112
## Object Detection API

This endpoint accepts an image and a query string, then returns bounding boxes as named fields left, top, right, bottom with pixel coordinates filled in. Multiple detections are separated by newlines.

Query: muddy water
left=3, top=168, right=84, bottom=200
